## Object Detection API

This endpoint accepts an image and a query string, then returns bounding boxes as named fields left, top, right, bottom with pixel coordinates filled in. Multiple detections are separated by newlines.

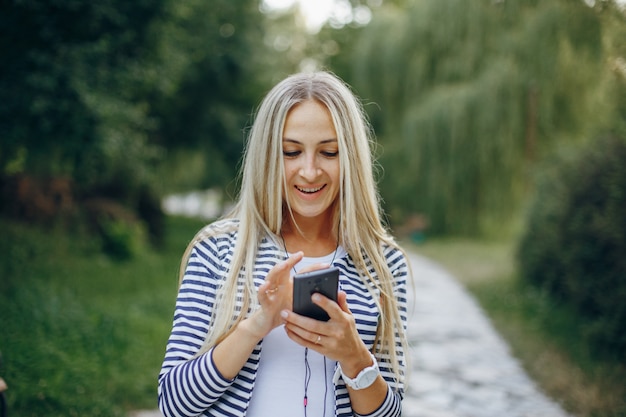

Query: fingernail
left=312, top=293, right=321, bottom=302
left=281, top=310, right=288, bottom=319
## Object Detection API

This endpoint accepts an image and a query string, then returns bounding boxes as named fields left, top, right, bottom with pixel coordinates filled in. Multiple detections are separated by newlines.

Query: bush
left=83, top=198, right=148, bottom=260
left=517, top=136, right=626, bottom=361
left=0, top=216, right=204, bottom=416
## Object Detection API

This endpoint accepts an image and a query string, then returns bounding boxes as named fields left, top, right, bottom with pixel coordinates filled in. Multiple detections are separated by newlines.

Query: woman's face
left=282, top=99, right=340, bottom=224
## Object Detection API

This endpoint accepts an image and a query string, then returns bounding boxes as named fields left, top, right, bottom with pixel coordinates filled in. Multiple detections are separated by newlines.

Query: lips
left=295, top=184, right=326, bottom=194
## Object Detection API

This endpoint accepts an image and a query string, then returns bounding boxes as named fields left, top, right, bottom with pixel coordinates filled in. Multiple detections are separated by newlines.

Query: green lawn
left=411, top=238, right=626, bottom=417
left=2, top=219, right=624, bottom=416
left=0, top=215, right=206, bottom=417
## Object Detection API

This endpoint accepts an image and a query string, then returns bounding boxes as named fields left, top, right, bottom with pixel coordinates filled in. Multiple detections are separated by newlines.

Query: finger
left=284, top=325, right=310, bottom=347
left=337, top=290, right=352, bottom=314
left=285, top=324, right=322, bottom=345
left=284, top=251, right=304, bottom=270
left=259, top=285, right=280, bottom=301
left=311, top=292, right=344, bottom=320
left=282, top=313, right=326, bottom=347
left=257, top=281, right=276, bottom=305
left=262, top=251, right=303, bottom=290
left=258, top=280, right=277, bottom=300
left=281, top=309, right=324, bottom=334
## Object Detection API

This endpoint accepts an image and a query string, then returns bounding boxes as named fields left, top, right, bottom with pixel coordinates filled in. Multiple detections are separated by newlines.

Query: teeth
left=297, top=185, right=324, bottom=193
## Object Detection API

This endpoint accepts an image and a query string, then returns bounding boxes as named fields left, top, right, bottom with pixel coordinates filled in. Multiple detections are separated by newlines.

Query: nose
left=299, top=155, right=321, bottom=180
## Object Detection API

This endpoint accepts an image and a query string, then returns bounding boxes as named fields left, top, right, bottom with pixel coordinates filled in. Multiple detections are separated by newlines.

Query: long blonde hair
left=179, top=71, right=409, bottom=388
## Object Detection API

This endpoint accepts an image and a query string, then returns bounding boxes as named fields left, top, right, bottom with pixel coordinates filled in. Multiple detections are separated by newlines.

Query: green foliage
left=0, top=216, right=206, bottom=416
left=340, top=0, right=613, bottom=235
left=517, top=136, right=626, bottom=362
left=0, top=0, right=167, bottom=178
left=0, top=0, right=281, bottom=229
left=148, top=0, right=276, bottom=190
left=99, top=218, right=148, bottom=260
left=0, top=0, right=174, bottom=245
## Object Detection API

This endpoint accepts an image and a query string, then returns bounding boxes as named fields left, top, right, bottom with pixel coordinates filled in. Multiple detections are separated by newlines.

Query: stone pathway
left=132, top=253, right=571, bottom=417
left=402, top=253, right=570, bottom=417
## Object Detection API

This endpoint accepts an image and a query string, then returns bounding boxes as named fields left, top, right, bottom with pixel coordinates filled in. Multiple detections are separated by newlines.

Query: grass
left=0, top=215, right=206, bottom=417
left=2, top=217, right=625, bottom=416
left=411, top=238, right=626, bottom=417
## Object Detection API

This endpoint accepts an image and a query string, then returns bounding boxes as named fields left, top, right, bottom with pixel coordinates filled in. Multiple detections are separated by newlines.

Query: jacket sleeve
left=360, top=247, right=409, bottom=417
left=354, top=387, right=402, bottom=417
left=158, top=240, right=234, bottom=417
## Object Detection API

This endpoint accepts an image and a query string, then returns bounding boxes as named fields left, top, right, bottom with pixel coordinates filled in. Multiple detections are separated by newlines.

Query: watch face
left=356, top=368, right=378, bottom=389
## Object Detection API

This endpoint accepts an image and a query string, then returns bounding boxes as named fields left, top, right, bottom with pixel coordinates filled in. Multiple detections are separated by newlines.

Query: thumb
left=337, top=290, right=351, bottom=314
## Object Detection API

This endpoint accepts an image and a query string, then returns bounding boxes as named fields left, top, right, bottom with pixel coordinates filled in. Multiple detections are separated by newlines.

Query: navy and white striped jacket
left=158, top=219, right=408, bottom=417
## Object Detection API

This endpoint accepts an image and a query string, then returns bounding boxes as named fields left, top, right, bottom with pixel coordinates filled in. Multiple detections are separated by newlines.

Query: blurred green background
left=1, top=0, right=624, bottom=415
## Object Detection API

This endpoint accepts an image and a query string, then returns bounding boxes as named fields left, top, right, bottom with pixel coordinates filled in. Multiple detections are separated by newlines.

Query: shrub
left=517, top=136, right=626, bottom=361
left=83, top=198, right=148, bottom=260
left=99, top=218, right=147, bottom=260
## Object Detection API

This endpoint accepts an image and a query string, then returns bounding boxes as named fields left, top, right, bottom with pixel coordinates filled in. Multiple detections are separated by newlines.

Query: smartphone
left=293, top=267, right=339, bottom=321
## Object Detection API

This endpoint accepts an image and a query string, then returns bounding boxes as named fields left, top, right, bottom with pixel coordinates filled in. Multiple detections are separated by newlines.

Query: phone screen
left=292, top=267, right=339, bottom=321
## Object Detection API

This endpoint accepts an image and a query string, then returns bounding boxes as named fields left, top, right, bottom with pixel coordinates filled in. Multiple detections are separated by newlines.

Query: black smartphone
left=292, top=267, right=339, bottom=321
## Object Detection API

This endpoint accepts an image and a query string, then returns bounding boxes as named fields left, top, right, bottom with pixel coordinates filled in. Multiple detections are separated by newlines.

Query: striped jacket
left=158, top=219, right=408, bottom=417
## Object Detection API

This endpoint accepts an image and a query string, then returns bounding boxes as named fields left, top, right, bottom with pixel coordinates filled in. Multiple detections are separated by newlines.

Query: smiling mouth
left=296, top=185, right=326, bottom=194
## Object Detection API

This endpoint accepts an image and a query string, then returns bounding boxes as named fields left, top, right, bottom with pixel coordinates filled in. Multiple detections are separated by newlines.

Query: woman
left=158, top=71, right=409, bottom=417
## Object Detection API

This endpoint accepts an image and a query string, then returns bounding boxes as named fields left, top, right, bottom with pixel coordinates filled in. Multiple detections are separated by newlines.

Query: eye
left=283, top=150, right=301, bottom=158
left=321, top=150, right=338, bottom=158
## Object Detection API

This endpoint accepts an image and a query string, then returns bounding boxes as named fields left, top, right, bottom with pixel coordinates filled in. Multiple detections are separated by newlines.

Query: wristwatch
left=333, top=352, right=379, bottom=390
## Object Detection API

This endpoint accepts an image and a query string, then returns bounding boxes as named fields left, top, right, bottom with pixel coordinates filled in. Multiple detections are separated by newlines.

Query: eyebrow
left=282, top=138, right=338, bottom=144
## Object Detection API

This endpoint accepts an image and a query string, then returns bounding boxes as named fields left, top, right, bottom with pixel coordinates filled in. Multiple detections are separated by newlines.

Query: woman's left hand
left=283, top=290, right=390, bottom=416
left=281, top=291, right=371, bottom=369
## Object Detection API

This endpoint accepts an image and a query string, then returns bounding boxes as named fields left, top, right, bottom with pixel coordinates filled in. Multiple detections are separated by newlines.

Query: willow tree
left=347, top=0, right=607, bottom=236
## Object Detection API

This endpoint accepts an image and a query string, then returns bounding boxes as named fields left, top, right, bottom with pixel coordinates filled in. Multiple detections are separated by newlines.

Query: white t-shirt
left=246, top=248, right=345, bottom=417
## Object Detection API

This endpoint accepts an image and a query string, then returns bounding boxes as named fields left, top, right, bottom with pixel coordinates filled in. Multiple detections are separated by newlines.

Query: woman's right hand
left=211, top=252, right=305, bottom=381
left=242, top=252, right=304, bottom=340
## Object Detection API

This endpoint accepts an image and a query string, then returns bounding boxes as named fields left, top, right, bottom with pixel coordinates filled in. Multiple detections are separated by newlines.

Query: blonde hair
left=179, top=71, right=408, bottom=388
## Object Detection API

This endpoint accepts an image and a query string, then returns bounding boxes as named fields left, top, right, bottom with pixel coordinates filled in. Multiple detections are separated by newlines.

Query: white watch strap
left=332, top=352, right=378, bottom=389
